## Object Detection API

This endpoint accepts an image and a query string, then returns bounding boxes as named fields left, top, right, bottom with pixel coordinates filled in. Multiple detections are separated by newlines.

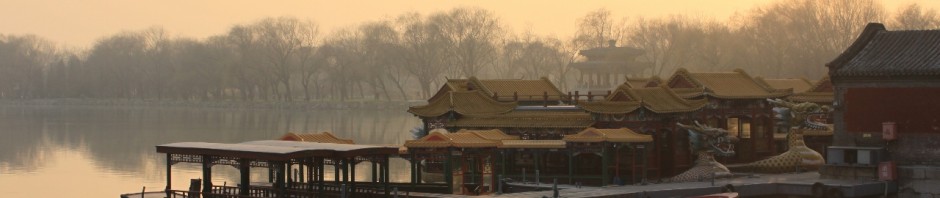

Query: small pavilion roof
left=563, top=127, right=653, bottom=143
left=156, top=140, right=399, bottom=161
left=278, top=132, right=355, bottom=144
left=458, top=129, right=520, bottom=141
left=404, top=131, right=500, bottom=148
left=665, top=68, right=791, bottom=99
left=408, top=90, right=516, bottom=117
left=579, top=85, right=707, bottom=114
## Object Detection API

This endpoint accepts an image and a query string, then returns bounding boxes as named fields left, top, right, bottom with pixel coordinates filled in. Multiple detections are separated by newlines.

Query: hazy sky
left=1, top=0, right=937, bottom=48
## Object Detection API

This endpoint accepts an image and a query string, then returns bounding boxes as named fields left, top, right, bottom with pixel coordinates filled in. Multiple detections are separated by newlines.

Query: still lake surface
left=0, top=105, right=421, bottom=198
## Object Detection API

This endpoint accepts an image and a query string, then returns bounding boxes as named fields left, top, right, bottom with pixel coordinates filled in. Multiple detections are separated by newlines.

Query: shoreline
left=0, top=98, right=425, bottom=111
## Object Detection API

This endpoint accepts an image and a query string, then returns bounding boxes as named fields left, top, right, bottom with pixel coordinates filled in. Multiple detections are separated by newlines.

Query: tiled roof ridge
left=467, top=76, right=495, bottom=96
left=806, top=75, right=831, bottom=93
left=826, top=23, right=885, bottom=73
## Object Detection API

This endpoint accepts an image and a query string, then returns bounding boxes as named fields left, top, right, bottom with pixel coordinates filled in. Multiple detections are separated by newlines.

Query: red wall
left=845, top=87, right=940, bottom=133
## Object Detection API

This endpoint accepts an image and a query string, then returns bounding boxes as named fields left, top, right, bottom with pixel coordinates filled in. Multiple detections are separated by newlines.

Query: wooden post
left=165, top=153, right=172, bottom=198
left=444, top=148, right=454, bottom=194
left=349, top=158, right=356, bottom=197
left=534, top=150, right=541, bottom=182
left=574, top=91, right=579, bottom=105
left=239, top=159, right=251, bottom=196
left=372, top=161, right=378, bottom=183
left=275, top=162, right=286, bottom=198
left=317, top=157, right=325, bottom=196
left=493, top=92, right=498, bottom=100
left=202, top=155, right=213, bottom=196
left=410, top=153, right=417, bottom=185
left=307, top=158, right=314, bottom=192
left=383, top=156, right=391, bottom=197
left=602, top=144, right=610, bottom=186
left=335, top=159, right=341, bottom=185
left=513, top=92, right=518, bottom=101
left=568, top=150, right=574, bottom=185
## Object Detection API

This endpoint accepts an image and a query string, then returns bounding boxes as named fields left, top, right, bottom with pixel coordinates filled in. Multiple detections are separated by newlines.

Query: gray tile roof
left=829, top=23, right=940, bottom=78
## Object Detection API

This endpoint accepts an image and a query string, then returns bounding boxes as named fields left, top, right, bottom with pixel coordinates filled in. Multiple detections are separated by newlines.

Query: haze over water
left=0, top=106, right=419, bottom=198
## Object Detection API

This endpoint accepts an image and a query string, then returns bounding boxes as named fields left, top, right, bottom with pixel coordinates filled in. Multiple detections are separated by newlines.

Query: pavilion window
left=740, top=121, right=751, bottom=139
left=727, top=118, right=739, bottom=137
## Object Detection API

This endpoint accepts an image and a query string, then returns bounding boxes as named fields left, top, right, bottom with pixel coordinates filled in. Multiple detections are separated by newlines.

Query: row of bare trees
left=2, top=1, right=940, bottom=101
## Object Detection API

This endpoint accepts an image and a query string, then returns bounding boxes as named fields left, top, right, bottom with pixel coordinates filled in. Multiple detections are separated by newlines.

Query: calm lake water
left=0, top=105, right=420, bottom=198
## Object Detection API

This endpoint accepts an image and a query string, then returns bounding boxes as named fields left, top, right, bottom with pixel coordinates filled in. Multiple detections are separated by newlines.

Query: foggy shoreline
left=0, top=98, right=422, bottom=111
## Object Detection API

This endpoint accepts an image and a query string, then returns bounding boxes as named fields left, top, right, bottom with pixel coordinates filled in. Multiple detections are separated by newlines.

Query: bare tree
left=252, top=17, right=319, bottom=101
left=398, top=13, right=449, bottom=98
left=572, top=8, right=627, bottom=48
left=891, top=3, right=940, bottom=30
left=432, top=7, right=503, bottom=78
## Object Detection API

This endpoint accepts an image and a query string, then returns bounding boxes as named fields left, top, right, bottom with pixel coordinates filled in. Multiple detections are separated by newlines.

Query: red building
left=578, top=83, right=707, bottom=178
left=827, top=23, right=940, bottom=198
left=661, top=68, right=791, bottom=163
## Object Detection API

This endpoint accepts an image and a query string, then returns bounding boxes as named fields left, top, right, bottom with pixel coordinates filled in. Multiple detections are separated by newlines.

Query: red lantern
left=882, top=122, right=897, bottom=141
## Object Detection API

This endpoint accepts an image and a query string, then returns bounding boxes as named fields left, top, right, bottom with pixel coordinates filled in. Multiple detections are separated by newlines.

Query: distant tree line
left=2, top=0, right=939, bottom=101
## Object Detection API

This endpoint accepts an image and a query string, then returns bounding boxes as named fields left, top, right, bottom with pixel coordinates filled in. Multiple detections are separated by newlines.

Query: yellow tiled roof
left=578, top=101, right=642, bottom=114
left=667, top=68, right=791, bottom=99
left=459, top=129, right=520, bottom=141
left=788, top=92, right=834, bottom=103
left=404, top=131, right=500, bottom=148
left=787, top=76, right=833, bottom=103
left=563, top=127, right=653, bottom=143
left=448, top=111, right=595, bottom=128
left=580, top=85, right=707, bottom=114
left=278, top=132, right=355, bottom=144
left=447, top=77, right=568, bottom=102
left=408, top=90, right=517, bottom=117
left=756, top=77, right=813, bottom=93
left=499, top=140, right=567, bottom=149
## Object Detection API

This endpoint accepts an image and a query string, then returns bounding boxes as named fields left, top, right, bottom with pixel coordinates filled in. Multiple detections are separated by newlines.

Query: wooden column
left=349, top=158, right=356, bottom=197
left=601, top=144, right=610, bottom=186
left=165, top=153, right=172, bottom=198
left=286, top=162, right=292, bottom=188
left=383, top=155, right=391, bottom=197
left=534, top=150, right=541, bottom=183
left=306, top=158, right=314, bottom=191
left=372, top=160, right=378, bottom=183
left=239, top=159, right=251, bottom=196
left=275, top=162, right=286, bottom=198
left=444, top=148, right=454, bottom=194
left=317, top=157, right=325, bottom=196
left=499, top=150, right=506, bottom=177
left=201, top=155, right=213, bottom=196
left=568, top=150, right=574, bottom=185
left=334, top=159, right=341, bottom=185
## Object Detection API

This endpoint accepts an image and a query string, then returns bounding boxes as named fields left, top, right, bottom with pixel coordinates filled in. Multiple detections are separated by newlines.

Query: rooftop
left=829, top=23, right=940, bottom=79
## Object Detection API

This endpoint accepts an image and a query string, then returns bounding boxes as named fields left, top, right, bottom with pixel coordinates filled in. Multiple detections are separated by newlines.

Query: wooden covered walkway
left=155, top=140, right=399, bottom=198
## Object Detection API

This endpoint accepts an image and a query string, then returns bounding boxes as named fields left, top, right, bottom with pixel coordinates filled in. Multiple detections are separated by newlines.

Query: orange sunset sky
left=1, top=0, right=937, bottom=48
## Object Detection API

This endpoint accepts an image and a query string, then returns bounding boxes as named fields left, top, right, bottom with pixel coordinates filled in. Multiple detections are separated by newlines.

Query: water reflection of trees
left=0, top=106, right=419, bottom=182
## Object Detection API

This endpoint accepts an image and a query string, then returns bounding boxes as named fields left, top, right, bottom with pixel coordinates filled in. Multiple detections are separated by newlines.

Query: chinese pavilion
left=662, top=68, right=791, bottom=163
left=578, top=82, right=707, bottom=177
left=569, top=40, right=652, bottom=93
